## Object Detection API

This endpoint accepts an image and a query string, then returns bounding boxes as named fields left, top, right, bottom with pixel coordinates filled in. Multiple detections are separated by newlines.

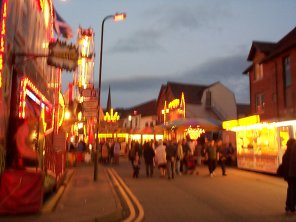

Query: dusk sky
left=53, top=0, right=296, bottom=108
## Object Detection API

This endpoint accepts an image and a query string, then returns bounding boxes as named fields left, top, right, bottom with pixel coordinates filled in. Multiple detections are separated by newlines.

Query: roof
left=167, top=82, right=209, bottom=104
left=246, top=41, right=276, bottom=61
left=118, top=100, right=157, bottom=118
left=244, top=27, right=296, bottom=72
left=262, top=27, right=296, bottom=62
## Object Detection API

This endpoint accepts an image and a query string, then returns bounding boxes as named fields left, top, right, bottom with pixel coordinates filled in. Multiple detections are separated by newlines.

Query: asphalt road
left=114, top=157, right=296, bottom=222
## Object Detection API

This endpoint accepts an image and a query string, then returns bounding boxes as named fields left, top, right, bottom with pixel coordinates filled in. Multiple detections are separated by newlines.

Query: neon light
left=0, top=0, right=7, bottom=88
left=19, top=77, right=52, bottom=119
left=58, top=92, right=65, bottom=127
left=168, top=99, right=180, bottom=109
left=222, top=115, right=260, bottom=130
left=181, top=92, right=186, bottom=118
left=98, top=133, right=113, bottom=138
left=186, top=126, right=205, bottom=140
left=104, top=108, right=120, bottom=122
left=41, top=106, right=47, bottom=132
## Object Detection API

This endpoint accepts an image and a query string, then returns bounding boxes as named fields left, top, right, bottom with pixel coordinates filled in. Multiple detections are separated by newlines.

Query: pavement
left=1, top=158, right=143, bottom=222
left=41, top=162, right=128, bottom=222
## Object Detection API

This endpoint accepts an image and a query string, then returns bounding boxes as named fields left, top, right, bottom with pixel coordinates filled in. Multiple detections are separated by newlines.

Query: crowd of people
left=99, top=139, right=122, bottom=165
left=128, top=137, right=236, bottom=180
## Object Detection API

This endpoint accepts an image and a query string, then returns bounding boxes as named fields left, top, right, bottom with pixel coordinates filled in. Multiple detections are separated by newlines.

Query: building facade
left=156, top=81, right=237, bottom=124
left=0, top=0, right=72, bottom=214
left=243, top=27, right=296, bottom=121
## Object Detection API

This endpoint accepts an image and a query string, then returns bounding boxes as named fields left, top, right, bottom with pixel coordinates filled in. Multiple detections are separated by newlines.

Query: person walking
left=216, top=139, right=227, bottom=176
left=101, top=141, right=109, bottom=164
left=182, top=138, right=191, bottom=174
left=113, top=140, right=121, bottom=164
left=279, top=138, right=296, bottom=213
left=176, top=140, right=184, bottom=175
left=206, top=139, right=217, bottom=177
left=166, top=140, right=177, bottom=180
left=133, top=152, right=141, bottom=178
left=143, top=140, right=155, bottom=177
left=155, top=139, right=167, bottom=177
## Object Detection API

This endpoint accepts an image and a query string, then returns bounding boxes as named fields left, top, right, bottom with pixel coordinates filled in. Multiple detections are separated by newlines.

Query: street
left=2, top=157, right=296, bottom=222
left=114, top=157, right=295, bottom=222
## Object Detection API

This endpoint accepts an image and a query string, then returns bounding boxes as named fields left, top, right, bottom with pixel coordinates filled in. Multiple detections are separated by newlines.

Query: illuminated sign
left=222, top=115, right=260, bottom=130
left=162, top=92, right=186, bottom=123
left=168, top=99, right=180, bottom=109
left=186, top=126, right=205, bottom=140
left=104, top=108, right=120, bottom=123
left=47, top=40, right=78, bottom=71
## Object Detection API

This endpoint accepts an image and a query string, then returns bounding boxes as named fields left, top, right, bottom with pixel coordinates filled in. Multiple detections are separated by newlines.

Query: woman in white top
left=154, top=140, right=167, bottom=177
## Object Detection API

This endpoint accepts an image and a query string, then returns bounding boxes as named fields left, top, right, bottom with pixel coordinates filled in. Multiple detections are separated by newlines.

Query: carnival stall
left=165, top=117, right=222, bottom=141
left=223, top=115, right=292, bottom=174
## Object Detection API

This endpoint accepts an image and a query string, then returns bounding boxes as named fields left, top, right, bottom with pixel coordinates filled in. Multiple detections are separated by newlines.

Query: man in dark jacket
left=166, top=140, right=177, bottom=179
left=281, top=138, right=296, bottom=213
left=143, top=141, right=155, bottom=177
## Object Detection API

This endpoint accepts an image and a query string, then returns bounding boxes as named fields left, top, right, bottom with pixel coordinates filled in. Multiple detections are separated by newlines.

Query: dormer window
left=254, top=63, right=263, bottom=81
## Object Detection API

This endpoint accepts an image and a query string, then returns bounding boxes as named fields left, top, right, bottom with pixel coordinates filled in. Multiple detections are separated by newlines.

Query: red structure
left=0, top=0, right=71, bottom=214
left=243, top=27, right=296, bottom=121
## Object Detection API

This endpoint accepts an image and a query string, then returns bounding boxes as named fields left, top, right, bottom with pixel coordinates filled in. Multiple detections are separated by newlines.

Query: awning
left=166, top=118, right=221, bottom=131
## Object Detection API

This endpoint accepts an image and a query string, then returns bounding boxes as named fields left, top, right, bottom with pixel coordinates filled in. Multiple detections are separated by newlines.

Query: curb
left=41, top=169, right=74, bottom=213
left=107, top=168, right=145, bottom=222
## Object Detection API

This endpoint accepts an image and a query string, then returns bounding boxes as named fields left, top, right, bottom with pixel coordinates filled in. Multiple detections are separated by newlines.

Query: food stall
left=223, top=115, right=293, bottom=174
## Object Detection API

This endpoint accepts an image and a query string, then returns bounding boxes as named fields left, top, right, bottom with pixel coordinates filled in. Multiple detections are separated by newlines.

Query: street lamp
left=94, top=13, right=127, bottom=181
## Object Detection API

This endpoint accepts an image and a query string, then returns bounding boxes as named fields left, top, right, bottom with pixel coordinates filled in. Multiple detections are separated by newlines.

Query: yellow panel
left=238, top=115, right=260, bottom=126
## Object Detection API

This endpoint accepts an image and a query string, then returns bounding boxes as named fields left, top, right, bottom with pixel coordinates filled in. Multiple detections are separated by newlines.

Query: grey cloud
left=151, top=2, right=232, bottom=32
left=175, top=54, right=250, bottom=103
left=108, top=29, right=164, bottom=53
left=109, top=2, right=232, bottom=55
left=97, top=53, right=250, bottom=108
left=102, top=76, right=165, bottom=92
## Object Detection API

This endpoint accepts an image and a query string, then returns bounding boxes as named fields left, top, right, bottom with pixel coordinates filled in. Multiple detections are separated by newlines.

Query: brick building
left=243, top=27, right=296, bottom=121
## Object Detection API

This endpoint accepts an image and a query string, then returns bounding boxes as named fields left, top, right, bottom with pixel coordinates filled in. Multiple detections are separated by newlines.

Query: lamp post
left=94, top=13, right=126, bottom=181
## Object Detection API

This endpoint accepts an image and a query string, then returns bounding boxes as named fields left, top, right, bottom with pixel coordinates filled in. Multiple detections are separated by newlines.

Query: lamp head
left=113, top=13, right=126, bottom=22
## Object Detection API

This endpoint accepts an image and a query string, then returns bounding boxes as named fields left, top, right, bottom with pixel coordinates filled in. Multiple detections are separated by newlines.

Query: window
left=283, top=56, right=293, bottom=107
left=150, top=122, right=154, bottom=127
left=284, top=57, right=292, bottom=87
left=255, top=94, right=265, bottom=113
left=254, top=64, right=263, bottom=81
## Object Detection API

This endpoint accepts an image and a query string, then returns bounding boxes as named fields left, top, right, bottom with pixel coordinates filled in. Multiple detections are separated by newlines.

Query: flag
left=53, top=7, right=73, bottom=39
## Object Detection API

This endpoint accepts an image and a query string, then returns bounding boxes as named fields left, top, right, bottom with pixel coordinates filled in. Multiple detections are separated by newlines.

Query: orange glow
left=0, top=0, right=7, bottom=88
left=113, top=13, right=126, bottom=21
left=58, top=92, right=65, bottom=127
left=37, top=0, right=54, bottom=39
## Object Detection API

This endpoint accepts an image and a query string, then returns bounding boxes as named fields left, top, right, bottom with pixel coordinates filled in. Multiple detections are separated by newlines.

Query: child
left=133, top=153, right=140, bottom=178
